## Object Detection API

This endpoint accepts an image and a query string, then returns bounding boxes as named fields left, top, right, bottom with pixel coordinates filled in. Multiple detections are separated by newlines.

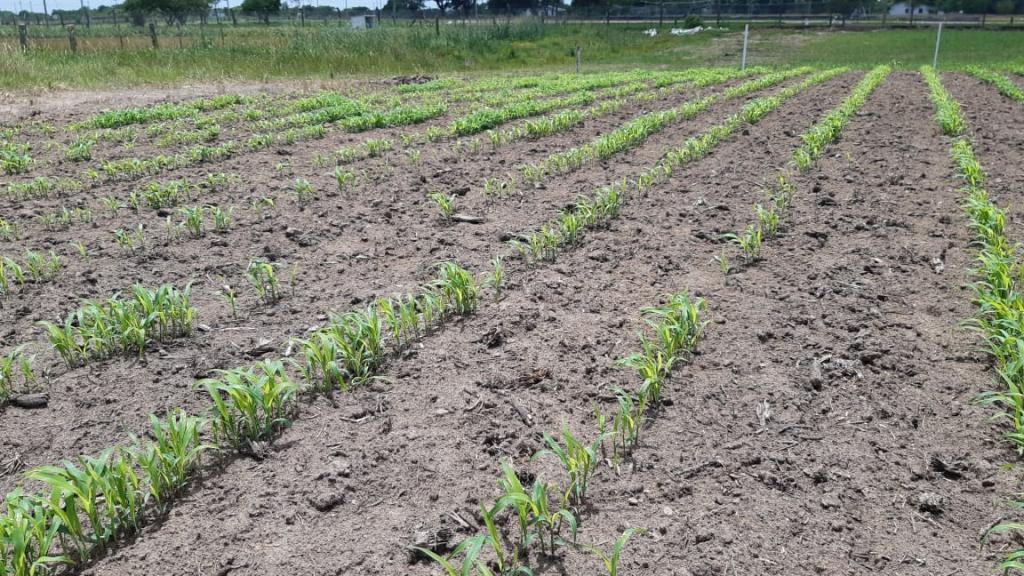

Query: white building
left=889, top=2, right=932, bottom=15
left=351, top=15, right=376, bottom=29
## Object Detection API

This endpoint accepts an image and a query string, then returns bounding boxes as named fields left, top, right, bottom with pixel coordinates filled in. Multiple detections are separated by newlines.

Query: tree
left=383, top=0, right=425, bottom=12
left=487, top=0, right=534, bottom=13
left=995, top=0, right=1016, bottom=13
left=121, top=0, right=213, bottom=24
left=240, top=0, right=280, bottom=22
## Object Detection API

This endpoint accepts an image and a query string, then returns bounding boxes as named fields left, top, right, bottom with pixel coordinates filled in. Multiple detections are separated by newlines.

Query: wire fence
left=2, top=1, right=1021, bottom=54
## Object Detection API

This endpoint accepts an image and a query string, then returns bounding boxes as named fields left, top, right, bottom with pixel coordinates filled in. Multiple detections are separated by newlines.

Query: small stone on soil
left=916, top=492, right=945, bottom=514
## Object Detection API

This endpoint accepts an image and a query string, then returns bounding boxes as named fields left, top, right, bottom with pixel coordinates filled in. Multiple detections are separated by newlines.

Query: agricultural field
left=2, top=62, right=1024, bottom=576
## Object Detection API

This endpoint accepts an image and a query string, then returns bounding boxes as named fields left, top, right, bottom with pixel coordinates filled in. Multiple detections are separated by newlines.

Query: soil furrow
left=0, top=75, right=797, bottom=343
left=944, top=73, right=1024, bottom=228
left=74, top=71, right=862, bottom=576
left=0, top=75, right=799, bottom=494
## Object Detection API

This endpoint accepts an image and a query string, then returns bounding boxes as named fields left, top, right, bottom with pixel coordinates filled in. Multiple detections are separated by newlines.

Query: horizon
left=8, top=0, right=411, bottom=13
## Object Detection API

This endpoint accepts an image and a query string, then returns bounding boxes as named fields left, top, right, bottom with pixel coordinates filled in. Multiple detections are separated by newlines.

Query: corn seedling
left=723, top=225, right=763, bottom=262
left=428, top=191, right=456, bottom=221
left=72, top=241, right=89, bottom=260
left=295, top=262, right=476, bottom=394
left=0, top=257, right=25, bottom=295
left=210, top=206, right=232, bottom=232
left=0, top=345, right=35, bottom=403
left=755, top=203, right=781, bottom=237
left=0, top=219, right=17, bottom=241
left=179, top=206, right=205, bottom=237
left=364, top=138, right=393, bottom=157
left=921, top=66, right=965, bottom=137
left=434, top=262, right=479, bottom=315
left=220, top=284, right=238, bottom=318
left=966, top=67, right=1024, bottom=103
left=0, top=141, right=32, bottom=175
left=0, top=410, right=206, bottom=573
left=488, top=257, right=505, bottom=300
left=40, top=284, right=194, bottom=366
left=64, top=138, right=96, bottom=162
left=494, top=460, right=577, bottom=557
left=101, top=195, right=122, bottom=215
left=772, top=173, right=796, bottom=214
left=132, top=410, right=208, bottom=508
left=250, top=196, right=276, bottom=219
left=482, top=177, right=507, bottom=197
left=298, top=307, right=385, bottom=392
left=29, top=449, right=143, bottom=559
left=334, top=146, right=360, bottom=163
left=584, top=528, right=645, bottom=576
left=201, top=360, right=298, bottom=455
left=714, top=250, right=732, bottom=277
left=246, top=259, right=281, bottom=304
left=920, top=65, right=1024, bottom=572
left=309, top=151, right=329, bottom=167
left=113, top=224, right=146, bottom=252
left=293, top=178, right=317, bottom=205
left=333, top=167, right=357, bottom=191
left=611, top=389, right=644, bottom=456
left=793, top=66, right=891, bottom=171
left=532, top=426, right=602, bottom=507
left=22, top=250, right=61, bottom=283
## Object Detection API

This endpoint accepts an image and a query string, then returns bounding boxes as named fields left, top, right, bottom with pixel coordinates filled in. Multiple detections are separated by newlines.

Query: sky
left=5, top=0, right=384, bottom=12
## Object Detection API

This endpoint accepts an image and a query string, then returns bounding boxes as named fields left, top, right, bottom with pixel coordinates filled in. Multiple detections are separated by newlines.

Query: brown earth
left=0, top=72, right=832, bottom=498
left=3, top=71, right=1021, bottom=576
left=944, top=73, right=1024, bottom=228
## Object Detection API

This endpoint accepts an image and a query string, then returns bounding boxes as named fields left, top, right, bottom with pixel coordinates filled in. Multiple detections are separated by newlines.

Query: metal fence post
left=933, top=21, right=942, bottom=69
left=741, top=23, right=749, bottom=70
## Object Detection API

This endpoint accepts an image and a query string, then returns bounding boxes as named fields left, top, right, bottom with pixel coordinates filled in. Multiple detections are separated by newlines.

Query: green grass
left=3, top=22, right=1022, bottom=90
left=753, top=28, right=1024, bottom=69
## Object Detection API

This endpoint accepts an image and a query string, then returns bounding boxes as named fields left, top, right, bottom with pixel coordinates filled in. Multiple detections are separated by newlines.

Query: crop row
left=421, top=293, right=707, bottom=574
left=41, top=284, right=195, bottom=367
left=0, top=261, right=483, bottom=574
left=397, top=70, right=654, bottom=101
left=509, top=68, right=813, bottom=189
left=150, top=74, right=648, bottom=155
left=723, top=66, right=892, bottom=264
left=43, top=74, right=667, bottom=189
left=10, top=72, right=710, bottom=193
left=0, top=346, right=35, bottom=406
left=966, top=67, right=1024, bottom=103
left=0, top=139, right=32, bottom=176
left=507, top=68, right=844, bottom=267
left=75, top=94, right=252, bottom=130
left=0, top=249, right=61, bottom=296
left=0, top=66, right=827, bottom=575
left=483, top=68, right=763, bottom=150
left=73, top=71, right=657, bottom=156
left=340, top=71, right=721, bottom=168
left=77, top=79, right=631, bottom=184
left=424, top=69, right=738, bottom=143
left=921, top=65, right=1024, bottom=573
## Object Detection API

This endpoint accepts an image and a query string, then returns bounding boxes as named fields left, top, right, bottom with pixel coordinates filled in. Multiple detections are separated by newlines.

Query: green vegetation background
left=2, top=22, right=1023, bottom=90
